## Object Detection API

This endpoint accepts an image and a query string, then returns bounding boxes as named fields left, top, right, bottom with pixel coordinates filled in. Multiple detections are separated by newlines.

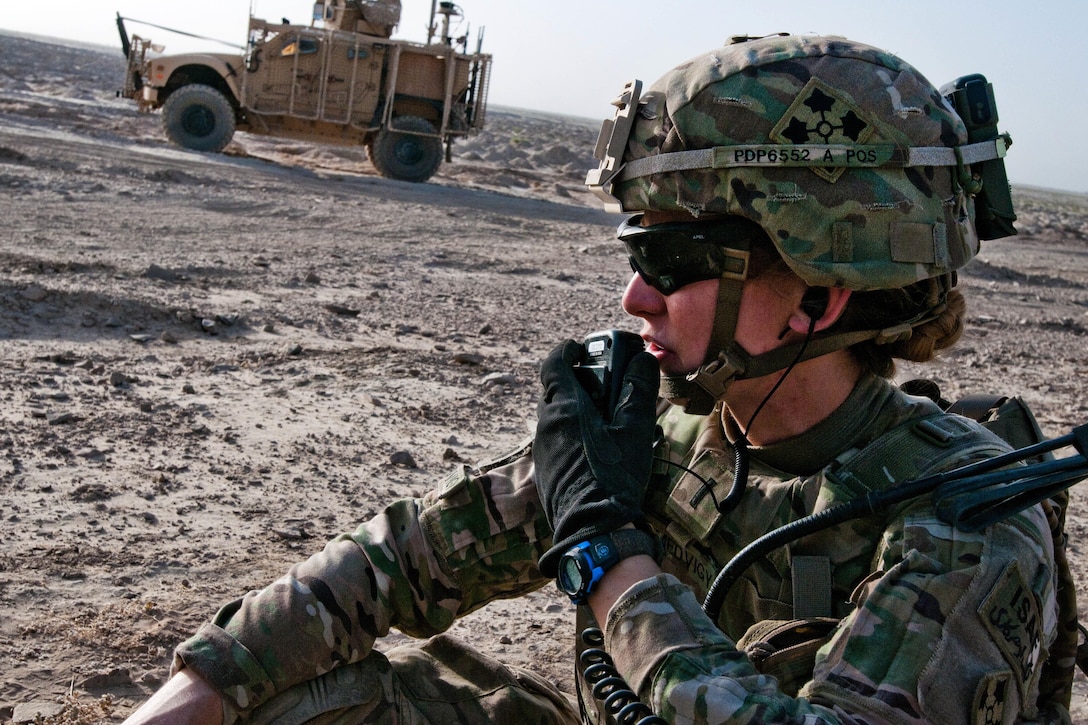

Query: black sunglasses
left=617, top=214, right=757, bottom=295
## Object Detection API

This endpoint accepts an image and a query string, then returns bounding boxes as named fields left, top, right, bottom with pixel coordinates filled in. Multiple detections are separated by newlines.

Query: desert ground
left=0, top=30, right=1086, bottom=724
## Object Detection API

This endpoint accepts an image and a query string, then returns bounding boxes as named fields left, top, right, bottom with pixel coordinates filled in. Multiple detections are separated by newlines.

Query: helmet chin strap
left=660, top=268, right=747, bottom=416
left=661, top=273, right=950, bottom=416
left=668, top=328, right=894, bottom=415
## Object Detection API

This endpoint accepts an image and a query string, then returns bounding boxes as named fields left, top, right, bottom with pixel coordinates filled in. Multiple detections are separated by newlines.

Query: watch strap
left=606, top=527, right=660, bottom=563
left=557, top=528, right=660, bottom=604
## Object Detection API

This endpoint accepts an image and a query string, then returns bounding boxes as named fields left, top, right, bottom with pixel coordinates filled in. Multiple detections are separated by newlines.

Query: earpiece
left=801, top=287, right=830, bottom=320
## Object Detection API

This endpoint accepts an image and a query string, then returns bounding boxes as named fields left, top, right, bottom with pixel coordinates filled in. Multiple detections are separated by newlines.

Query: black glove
left=533, top=339, right=660, bottom=577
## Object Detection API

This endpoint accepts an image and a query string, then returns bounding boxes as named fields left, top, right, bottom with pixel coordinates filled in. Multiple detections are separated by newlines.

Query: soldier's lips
left=644, top=336, right=704, bottom=377
left=644, top=337, right=681, bottom=371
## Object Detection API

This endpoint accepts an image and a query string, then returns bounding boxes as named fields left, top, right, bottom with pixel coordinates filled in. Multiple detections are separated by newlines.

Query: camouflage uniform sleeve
left=604, top=574, right=850, bottom=724
left=172, top=440, right=553, bottom=714
left=606, top=503, right=1058, bottom=724
left=808, top=504, right=1058, bottom=724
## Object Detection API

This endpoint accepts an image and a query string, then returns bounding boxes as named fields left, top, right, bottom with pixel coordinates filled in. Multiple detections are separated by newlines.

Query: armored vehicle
left=117, top=0, right=491, bottom=182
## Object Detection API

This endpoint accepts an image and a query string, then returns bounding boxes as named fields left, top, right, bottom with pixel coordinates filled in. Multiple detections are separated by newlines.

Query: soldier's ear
left=800, top=288, right=829, bottom=320
left=787, top=287, right=850, bottom=334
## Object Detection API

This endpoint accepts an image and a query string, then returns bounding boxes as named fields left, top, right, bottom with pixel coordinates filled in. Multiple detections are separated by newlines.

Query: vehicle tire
left=368, top=116, right=443, bottom=183
left=161, top=84, right=237, bottom=153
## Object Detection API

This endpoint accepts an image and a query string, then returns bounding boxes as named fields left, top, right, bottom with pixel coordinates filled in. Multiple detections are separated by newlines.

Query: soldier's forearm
left=587, top=552, right=661, bottom=627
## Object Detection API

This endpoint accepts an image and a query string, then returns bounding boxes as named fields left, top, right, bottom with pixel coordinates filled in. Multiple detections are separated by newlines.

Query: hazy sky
left=4, top=1, right=1086, bottom=192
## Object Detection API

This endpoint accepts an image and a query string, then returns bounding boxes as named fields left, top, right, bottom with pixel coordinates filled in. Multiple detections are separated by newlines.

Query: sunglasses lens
left=627, top=249, right=699, bottom=294
left=619, top=214, right=756, bottom=295
left=628, top=256, right=681, bottom=295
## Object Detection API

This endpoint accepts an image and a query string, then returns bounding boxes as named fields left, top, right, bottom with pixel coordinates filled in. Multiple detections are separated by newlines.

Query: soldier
left=124, top=34, right=1065, bottom=725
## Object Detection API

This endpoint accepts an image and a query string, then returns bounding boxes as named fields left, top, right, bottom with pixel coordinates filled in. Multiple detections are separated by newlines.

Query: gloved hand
left=533, top=339, right=660, bottom=577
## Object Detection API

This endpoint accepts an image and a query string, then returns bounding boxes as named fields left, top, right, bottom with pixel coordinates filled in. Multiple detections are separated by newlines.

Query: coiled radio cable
left=578, top=627, right=667, bottom=725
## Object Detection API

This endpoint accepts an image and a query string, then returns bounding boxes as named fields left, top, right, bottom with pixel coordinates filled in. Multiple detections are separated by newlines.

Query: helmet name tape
left=613, top=139, right=1008, bottom=185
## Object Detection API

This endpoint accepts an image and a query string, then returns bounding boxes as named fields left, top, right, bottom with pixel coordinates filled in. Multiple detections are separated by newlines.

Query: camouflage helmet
left=587, top=34, right=1013, bottom=292
left=586, top=34, right=1014, bottom=414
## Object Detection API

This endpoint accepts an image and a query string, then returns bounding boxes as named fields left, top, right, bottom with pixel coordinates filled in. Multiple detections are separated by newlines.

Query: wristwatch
left=556, top=528, right=659, bottom=604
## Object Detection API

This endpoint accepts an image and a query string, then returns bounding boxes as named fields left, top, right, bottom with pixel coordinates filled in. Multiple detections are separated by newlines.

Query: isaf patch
left=980, top=560, right=1042, bottom=685
left=972, top=671, right=1011, bottom=725
left=770, top=78, right=876, bottom=183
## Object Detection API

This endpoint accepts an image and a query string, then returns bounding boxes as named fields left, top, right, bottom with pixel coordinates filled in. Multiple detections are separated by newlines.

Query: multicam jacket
left=174, top=373, right=1060, bottom=724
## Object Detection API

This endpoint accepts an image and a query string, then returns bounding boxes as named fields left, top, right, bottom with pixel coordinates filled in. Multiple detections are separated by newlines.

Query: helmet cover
left=603, top=34, right=986, bottom=291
